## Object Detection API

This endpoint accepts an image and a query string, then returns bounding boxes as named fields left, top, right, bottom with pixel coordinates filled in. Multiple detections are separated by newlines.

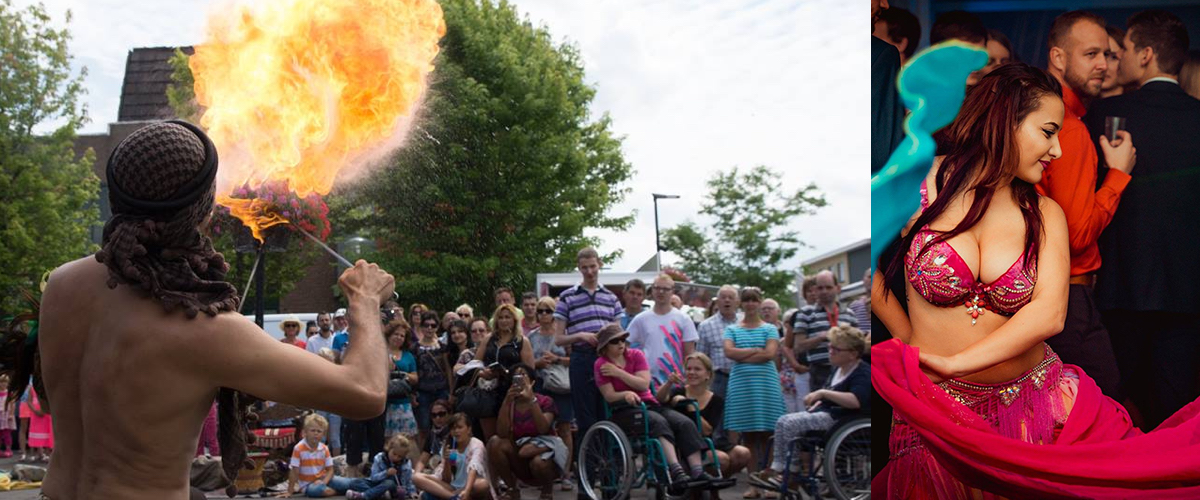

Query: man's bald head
left=814, top=270, right=841, bottom=307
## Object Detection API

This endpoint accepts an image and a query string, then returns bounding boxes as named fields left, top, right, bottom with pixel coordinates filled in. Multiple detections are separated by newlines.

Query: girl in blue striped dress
left=723, top=287, right=786, bottom=498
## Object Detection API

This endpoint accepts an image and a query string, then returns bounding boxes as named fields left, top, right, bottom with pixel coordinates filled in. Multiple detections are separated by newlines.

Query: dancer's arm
left=872, top=269, right=912, bottom=342
left=921, top=198, right=1070, bottom=379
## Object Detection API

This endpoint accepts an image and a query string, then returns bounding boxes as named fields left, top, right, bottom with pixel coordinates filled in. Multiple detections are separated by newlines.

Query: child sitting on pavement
left=347, top=434, right=418, bottom=500
left=281, top=414, right=355, bottom=498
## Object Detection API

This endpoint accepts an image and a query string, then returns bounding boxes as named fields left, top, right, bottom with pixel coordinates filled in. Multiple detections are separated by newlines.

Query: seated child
left=412, top=413, right=490, bottom=500
left=347, top=434, right=417, bottom=500
left=283, top=414, right=354, bottom=498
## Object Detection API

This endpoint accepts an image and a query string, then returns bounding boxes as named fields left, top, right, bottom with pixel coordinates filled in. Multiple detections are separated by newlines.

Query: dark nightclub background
left=891, top=0, right=1200, bottom=69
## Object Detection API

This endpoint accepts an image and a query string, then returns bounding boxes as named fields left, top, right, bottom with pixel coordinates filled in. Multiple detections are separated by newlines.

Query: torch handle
left=293, top=225, right=355, bottom=268
left=291, top=223, right=400, bottom=300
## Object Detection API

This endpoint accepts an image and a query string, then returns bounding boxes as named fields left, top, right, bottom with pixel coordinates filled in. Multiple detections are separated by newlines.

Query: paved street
left=0, top=454, right=770, bottom=499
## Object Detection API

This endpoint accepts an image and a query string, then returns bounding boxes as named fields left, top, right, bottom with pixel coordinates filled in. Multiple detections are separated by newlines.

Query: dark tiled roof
left=117, top=46, right=194, bottom=122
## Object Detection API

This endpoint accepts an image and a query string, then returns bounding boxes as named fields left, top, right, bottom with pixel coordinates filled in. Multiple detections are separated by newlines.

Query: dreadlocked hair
left=94, top=120, right=254, bottom=483
left=94, top=122, right=239, bottom=318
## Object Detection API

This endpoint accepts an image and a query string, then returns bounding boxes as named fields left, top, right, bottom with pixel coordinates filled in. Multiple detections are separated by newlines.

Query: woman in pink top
left=593, top=324, right=713, bottom=495
left=486, top=364, right=565, bottom=500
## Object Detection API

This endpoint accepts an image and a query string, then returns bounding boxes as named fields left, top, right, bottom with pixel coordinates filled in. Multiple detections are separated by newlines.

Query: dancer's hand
left=1100, top=130, right=1136, bottom=174
left=918, top=351, right=959, bottom=383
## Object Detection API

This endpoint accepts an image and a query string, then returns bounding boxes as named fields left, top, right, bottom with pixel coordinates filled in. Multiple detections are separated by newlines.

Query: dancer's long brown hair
left=881, top=63, right=1062, bottom=297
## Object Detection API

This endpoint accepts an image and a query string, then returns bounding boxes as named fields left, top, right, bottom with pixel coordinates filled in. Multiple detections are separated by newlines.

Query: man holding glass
left=1034, top=10, right=1137, bottom=400
left=1085, top=10, right=1200, bottom=428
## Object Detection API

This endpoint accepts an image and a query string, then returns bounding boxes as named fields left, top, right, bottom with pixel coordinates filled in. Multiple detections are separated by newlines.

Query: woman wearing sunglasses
left=416, top=311, right=453, bottom=455
left=527, top=296, right=576, bottom=491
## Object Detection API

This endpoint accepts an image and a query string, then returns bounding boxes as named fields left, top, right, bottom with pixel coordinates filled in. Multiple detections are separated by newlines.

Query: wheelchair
left=776, top=415, right=871, bottom=500
left=578, top=399, right=737, bottom=500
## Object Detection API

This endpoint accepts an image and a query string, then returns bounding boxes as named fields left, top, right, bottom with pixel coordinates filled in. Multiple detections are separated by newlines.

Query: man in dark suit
left=870, top=0, right=903, bottom=477
left=872, top=0, right=905, bottom=174
left=1084, top=10, right=1200, bottom=429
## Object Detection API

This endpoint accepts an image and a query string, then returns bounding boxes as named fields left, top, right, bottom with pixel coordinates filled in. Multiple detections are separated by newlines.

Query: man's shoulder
left=556, top=284, right=584, bottom=299
left=1087, top=94, right=1131, bottom=117
left=871, top=36, right=901, bottom=68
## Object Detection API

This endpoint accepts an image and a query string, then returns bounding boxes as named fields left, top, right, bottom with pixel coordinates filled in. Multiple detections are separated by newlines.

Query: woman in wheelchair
left=749, top=326, right=870, bottom=491
left=593, top=324, right=716, bottom=493
left=654, top=353, right=752, bottom=480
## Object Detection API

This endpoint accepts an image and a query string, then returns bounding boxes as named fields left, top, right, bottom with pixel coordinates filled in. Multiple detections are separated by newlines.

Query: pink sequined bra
left=905, top=181, right=1037, bottom=324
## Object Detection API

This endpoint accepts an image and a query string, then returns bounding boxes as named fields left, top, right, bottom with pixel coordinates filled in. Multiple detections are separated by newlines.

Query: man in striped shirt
left=790, top=270, right=858, bottom=391
left=553, top=247, right=622, bottom=497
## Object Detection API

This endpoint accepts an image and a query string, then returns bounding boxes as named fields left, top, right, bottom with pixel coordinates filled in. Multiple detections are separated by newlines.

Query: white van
left=246, top=313, right=320, bottom=341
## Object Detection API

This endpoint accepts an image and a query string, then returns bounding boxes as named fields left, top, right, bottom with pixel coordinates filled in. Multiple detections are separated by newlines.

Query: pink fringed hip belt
left=891, top=343, right=1075, bottom=460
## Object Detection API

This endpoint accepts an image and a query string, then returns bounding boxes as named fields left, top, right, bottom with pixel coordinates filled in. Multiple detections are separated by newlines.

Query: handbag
left=455, top=370, right=499, bottom=418
left=541, top=362, right=571, bottom=394
left=388, top=371, right=413, bottom=399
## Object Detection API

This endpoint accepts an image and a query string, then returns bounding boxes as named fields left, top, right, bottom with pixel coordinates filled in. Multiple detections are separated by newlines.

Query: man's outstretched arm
left=194, top=261, right=394, bottom=419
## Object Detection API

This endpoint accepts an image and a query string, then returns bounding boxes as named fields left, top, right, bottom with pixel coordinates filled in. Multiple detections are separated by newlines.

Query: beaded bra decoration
left=904, top=181, right=1037, bottom=325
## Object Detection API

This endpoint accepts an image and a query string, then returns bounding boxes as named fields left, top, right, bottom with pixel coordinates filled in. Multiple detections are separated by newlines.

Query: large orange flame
left=192, top=0, right=446, bottom=240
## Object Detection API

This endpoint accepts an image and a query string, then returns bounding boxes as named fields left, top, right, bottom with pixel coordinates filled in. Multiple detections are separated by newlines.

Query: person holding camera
left=466, top=304, right=535, bottom=437
left=385, top=320, right=419, bottom=440
left=487, top=364, right=566, bottom=500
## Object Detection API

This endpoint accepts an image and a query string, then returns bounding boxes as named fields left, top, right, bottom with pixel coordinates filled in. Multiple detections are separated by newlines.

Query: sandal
left=559, top=474, right=575, bottom=491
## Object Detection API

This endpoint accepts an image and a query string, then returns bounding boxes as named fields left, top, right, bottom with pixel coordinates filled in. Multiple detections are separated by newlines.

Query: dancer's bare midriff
left=907, top=290, right=1047, bottom=385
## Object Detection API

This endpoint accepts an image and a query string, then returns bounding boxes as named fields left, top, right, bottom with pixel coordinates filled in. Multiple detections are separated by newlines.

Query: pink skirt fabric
left=28, top=413, right=53, bottom=449
left=874, top=339, right=1200, bottom=499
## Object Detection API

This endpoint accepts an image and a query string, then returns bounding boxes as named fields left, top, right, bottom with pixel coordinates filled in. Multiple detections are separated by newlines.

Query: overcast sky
left=20, top=0, right=868, bottom=275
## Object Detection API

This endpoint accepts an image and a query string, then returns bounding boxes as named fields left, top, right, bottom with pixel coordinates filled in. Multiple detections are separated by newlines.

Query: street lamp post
left=652, top=193, right=680, bottom=272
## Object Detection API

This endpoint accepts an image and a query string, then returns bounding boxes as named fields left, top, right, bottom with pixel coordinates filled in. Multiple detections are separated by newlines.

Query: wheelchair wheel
left=580, top=421, right=636, bottom=500
left=824, top=417, right=871, bottom=500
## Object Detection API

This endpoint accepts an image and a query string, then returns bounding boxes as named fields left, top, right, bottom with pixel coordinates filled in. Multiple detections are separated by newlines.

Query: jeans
left=570, top=345, right=600, bottom=492
left=349, top=477, right=400, bottom=500
left=304, top=476, right=354, bottom=497
left=316, top=410, right=342, bottom=451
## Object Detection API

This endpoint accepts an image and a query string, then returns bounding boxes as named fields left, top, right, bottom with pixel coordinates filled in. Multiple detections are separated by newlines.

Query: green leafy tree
left=661, top=165, right=825, bottom=300
left=345, top=0, right=634, bottom=312
left=0, top=0, right=98, bottom=312
left=167, top=49, right=324, bottom=307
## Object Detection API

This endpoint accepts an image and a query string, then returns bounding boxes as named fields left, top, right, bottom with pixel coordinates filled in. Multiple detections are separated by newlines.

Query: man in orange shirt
left=1037, top=11, right=1138, bottom=399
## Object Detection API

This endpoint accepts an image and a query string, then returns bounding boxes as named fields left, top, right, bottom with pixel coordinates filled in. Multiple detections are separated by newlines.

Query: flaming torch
left=192, top=0, right=446, bottom=240
left=189, top=0, right=446, bottom=312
